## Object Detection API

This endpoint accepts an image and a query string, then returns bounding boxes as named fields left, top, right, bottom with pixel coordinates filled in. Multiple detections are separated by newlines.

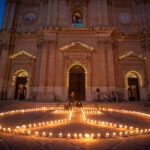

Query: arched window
left=72, top=11, right=83, bottom=27
left=0, top=0, right=6, bottom=29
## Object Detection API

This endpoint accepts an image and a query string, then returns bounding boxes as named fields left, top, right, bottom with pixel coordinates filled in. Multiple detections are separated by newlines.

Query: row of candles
left=82, top=110, right=150, bottom=137
left=54, top=110, right=72, bottom=114
left=83, top=107, right=150, bottom=118
left=15, top=118, right=68, bottom=130
left=0, top=110, right=73, bottom=136
left=0, top=107, right=64, bottom=117
left=84, top=110, right=102, bottom=114
left=1, top=127, right=150, bottom=139
left=16, top=110, right=73, bottom=129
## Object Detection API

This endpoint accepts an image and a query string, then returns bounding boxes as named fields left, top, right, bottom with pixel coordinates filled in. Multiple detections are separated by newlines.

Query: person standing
left=70, top=91, right=75, bottom=103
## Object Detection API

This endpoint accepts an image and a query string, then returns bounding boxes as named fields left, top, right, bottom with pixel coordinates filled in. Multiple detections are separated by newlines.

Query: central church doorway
left=69, top=65, right=85, bottom=101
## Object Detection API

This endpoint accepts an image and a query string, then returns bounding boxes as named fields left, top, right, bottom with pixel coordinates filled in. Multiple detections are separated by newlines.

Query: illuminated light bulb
left=98, top=121, right=101, bottom=124
left=61, top=119, right=64, bottom=122
left=49, top=132, right=53, bottom=137
left=94, top=120, right=97, bottom=124
left=112, top=132, right=117, bottom=137
left=42, top=132, right=46, bottom=137
left=91, top=133, right=94, bottom=138
left=124, top=131, right=128, bottom=137
left=109, top=123, right=112, bottom=126
left=55, top=120, right=57, bottom=123
left=119, top=125, right=123, bottom=128
left=79, top=133, right=82, bottom=139
left=35, top=131, right=39, bottom=136
left=59, top=133, right=63, bottom=138
left=51, top=121, right=53, bottom=124
left=119, top=132, right=123, bottom=137
left=38, top=123, right=41, bottom=126
left=67, top=133, right=71, bottom=138
left=74, top=133, right=77, bottom=139
left=27, top=130, right=31, bottom=135
left=0, top=126, right=2, bottom=130
left=28, top=124, right=32, bottom=128
left=85, top=133, right=90, bottom=139
left=91, top=120, right=93, bottom=123
left=105, top=133, right=110, bottom=138
left=58, top=120, right=60, bottom=123
left=42, top=122, right=45, bottom=126
left=97, top=133, right=101, bottom=138
left=7, top=128, right=11, bottom=133
left=148, top=129, right=150, bottom=133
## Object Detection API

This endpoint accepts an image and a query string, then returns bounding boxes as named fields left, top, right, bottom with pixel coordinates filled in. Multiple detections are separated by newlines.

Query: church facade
left=0, top=0, right=150, bottom=102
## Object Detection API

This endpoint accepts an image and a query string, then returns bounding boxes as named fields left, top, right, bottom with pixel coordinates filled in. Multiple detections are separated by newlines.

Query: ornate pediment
left=9, top=50, right=36, bottom=60
left=119, top=51, right=146, bottom=61
left=60, top=42, right=94, bottom=52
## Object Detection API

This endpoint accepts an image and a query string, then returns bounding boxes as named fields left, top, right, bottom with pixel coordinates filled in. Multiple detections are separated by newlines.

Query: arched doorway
left=14, top=70, right=28, bottom=100
left=126, top=71, right=141, bottom=101
left=69, top=65, right=85, bottom=101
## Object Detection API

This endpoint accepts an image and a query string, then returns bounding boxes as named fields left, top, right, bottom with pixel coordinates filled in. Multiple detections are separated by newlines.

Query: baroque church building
left=0, top=0, right=150, bottom=102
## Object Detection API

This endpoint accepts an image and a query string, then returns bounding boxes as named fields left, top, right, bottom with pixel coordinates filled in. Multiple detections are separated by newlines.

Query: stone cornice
left=41, top=26, right=115, bottom=34
left=112, top=31, right=147, bottom=40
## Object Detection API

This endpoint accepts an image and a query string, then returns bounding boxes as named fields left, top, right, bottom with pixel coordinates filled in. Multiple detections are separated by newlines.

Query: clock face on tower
left=24, top=12, right=37, bottom=24
left=119, top=12, right=131, bottom=24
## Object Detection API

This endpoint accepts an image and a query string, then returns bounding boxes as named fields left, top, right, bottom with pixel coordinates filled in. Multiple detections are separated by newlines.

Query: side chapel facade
left=0, top=0, right=150, bottom=102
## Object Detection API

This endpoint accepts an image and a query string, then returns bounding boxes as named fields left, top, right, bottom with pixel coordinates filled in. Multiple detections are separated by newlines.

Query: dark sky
left=0, top=0, right=6, bottom=29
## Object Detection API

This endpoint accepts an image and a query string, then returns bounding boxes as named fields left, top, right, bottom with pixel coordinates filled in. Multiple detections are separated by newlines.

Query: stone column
left=98, top=39, right=107, bottom=92
left=0, top=42, right=9, bottom=99
left=51, top=0, right=58, bottom=26
left=38, top=41, right=49, bottom=98
left=101, top=0, right=108, bottom=25
left=47, top=41, right=55, bottom=99
left=47, top=0, right=52, bottom=26
left=7, top=1, right=16, bottom=29
left=105, top=40, right=115, bottom=92
left=97, top=0, right=102, bottom=25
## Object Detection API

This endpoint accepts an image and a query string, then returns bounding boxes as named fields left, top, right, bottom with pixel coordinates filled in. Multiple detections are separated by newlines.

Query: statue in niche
left=72, top=12, right=83, bottom=27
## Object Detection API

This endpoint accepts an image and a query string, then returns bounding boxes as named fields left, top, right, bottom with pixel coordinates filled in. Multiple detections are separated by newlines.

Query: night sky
left=0, top=0, right=6, bottom=29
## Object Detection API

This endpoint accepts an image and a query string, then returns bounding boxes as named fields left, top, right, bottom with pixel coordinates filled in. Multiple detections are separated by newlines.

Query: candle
left=67, top=133, right=71, bottom=138
left=85, top=133, right=90, bottom=139
left=97, top=133, right=101, bottom=138
left=49, top=132, right=53, bottom=137
left=59, top=133, right=62, bottom=138
left=79, top=133, right=82, bottom=139
left=74, top=133, right=77, bottom=139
